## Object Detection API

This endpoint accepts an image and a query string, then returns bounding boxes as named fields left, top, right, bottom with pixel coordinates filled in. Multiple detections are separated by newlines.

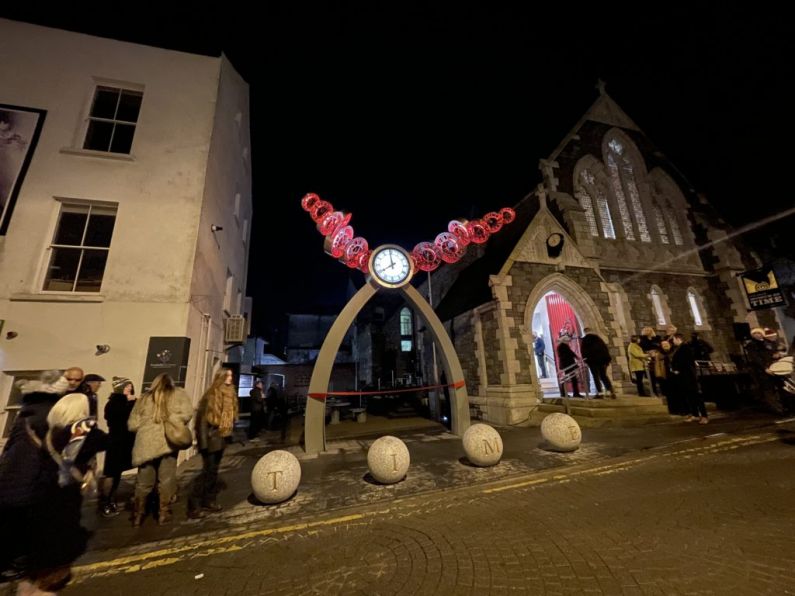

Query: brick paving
left=59, top=417, right=795, bottom=594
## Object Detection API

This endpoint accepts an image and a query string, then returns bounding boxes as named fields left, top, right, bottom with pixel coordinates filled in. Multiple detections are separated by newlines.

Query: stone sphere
left=251, top=450, right=301, bottom=504
left=540, top=413, right=582, bottom=452
left=367, top=436, right=410, bottom=484
left=462, top=423, right=503, bottom=466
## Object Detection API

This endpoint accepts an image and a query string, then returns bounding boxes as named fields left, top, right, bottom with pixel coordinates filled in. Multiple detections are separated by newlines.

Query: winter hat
left=112, top=376, right=132, bottom=392
left=16, top=370, right=64, bottom=395
left=750, top=327, right=765, bottom=338
left=83, top=373, right=106, bottom=383
left=763, top=327, right=778, bottom=340
left=47, top=393, right=90, bottom=429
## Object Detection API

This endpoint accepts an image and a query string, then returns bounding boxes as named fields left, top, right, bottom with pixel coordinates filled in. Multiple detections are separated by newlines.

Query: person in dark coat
left=248, top=379, right=266, bottom=439
left=580, top=327, right=613, bottom=397
left=533, top=333, right=548, bottom=378
left=689, top=332, right=714, bottom=362
left=82, top=373, right=105, bottom=418
left=100, top=376, right=137, bottom=518
left=1, top=381, right=107, bottom=594
left=670, top=333, right=708, bottom=423
left=556, top=335, right=582, bottom=397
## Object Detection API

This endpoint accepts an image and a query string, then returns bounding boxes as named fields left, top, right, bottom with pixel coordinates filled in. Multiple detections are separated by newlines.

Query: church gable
left=502, top=200, right=593, bottom=273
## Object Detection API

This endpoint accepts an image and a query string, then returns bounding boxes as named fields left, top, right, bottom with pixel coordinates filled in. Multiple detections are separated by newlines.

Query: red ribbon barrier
left=308, top=380, right=465, bottom=401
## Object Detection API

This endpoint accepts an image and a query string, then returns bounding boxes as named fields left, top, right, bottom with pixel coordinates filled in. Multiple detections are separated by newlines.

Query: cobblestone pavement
left=62, top=422, right=795, bottom=595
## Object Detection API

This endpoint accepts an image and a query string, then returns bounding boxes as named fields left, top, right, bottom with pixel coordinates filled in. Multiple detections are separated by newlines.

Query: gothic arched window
left=687, top=288, right=705, bottom=327
left=606, top=137, right=651, bottom=242
left=649, top=286, right=668, bottom=327
left=400, top=307, right=413, bottom=351
left=576, top=169, right=616, bottom=239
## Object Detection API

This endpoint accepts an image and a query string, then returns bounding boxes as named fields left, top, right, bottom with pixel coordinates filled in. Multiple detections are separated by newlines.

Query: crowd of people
left=550, top=323, right=793, bottom=421
left=0, top=366, right=245, bottom=594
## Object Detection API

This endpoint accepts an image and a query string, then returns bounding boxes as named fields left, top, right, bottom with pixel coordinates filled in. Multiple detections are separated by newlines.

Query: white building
left=0, top=18, right=252, bottom=440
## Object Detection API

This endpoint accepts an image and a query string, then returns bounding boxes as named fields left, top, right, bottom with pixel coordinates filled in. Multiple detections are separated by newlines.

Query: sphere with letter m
left=462, top=423, right=503, bottom=466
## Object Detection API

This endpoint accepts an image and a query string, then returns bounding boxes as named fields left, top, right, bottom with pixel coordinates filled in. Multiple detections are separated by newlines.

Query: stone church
left=363, top=87, right=784, bottom=426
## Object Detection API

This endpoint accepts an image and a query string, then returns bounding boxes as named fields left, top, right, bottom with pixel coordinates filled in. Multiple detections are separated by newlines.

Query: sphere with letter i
left=540, top=413, right=582, bottom=452
left=462, top=423, right=503, bottom=467
left=251, top=450, right=302, bottom=504
left=367, top=436, right=410, bottom=484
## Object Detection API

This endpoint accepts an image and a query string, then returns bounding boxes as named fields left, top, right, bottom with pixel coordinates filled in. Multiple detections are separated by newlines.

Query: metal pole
left=428, top=271, right=441, bottom=420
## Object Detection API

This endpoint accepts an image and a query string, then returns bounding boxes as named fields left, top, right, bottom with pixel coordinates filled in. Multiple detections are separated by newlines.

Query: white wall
left=0, top=19, right=251, bottom=435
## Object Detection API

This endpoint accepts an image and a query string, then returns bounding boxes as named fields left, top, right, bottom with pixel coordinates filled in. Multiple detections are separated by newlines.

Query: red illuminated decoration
left=412, top=241, right=441, bottom=272
left=434, top=232, right=465, bottom=263
left=466, top=219, right=490, bottom=244
left=301, top=193, right=516, bottom=277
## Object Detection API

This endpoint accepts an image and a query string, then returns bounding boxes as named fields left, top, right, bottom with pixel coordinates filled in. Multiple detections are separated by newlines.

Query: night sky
left=3, top=5, right=793, bottom=343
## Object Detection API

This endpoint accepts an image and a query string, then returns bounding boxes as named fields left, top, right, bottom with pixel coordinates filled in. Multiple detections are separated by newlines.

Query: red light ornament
left=448, top=220, right=471, bottom=246
left=434, top=232, right=465, bottom=263
left=466, top=219, right=490, bottom=244
left=302, top=193, right=516, bottom=280
left=301, top=193, right=320, bottom=211
left=412, top=241, right=441, bottom=272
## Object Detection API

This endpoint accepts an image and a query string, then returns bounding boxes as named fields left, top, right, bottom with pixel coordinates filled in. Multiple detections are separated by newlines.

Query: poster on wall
left=142, top=337, right=191, bottom=391
left=740, top=266, right=786, bottom=310
left=0, top=104, right=47, bottom=235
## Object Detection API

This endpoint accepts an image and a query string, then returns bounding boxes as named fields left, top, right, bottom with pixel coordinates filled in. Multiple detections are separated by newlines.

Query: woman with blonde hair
left=128, top=373, right=192, bottom=526
left=188, top=368, right=237, bottom=519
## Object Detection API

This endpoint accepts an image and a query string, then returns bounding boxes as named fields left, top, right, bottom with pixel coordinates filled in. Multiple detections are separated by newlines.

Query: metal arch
left=303, top=281, right=471, bottom=454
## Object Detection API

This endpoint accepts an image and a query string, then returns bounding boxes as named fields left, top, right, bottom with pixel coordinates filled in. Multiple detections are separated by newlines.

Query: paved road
left=64, top=423, right=795, bottom=595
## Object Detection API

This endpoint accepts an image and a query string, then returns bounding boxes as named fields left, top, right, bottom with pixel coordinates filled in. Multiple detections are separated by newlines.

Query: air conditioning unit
left=224, top=315, right=246, bottom=344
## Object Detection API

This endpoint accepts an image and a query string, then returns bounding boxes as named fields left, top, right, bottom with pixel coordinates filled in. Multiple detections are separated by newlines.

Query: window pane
left=595, top=189, right=616, bottom=239
left=75, top=249, right=109, bottom=292
left=575, top=188, right=599, bottom=236
left=84, top=210, right=116, bottom=247
left=53, top=209, right=88, bottom=245
left=117, top=91, right=143, bottom=122
left=43, top=247, right=81, bottom=291
left=607, top=154, right=635, bottom=240
left=90, top=87, right=120, bottom=119
left=626, top=176, right=651, bottom=242
left=651, top=291, right=666, bottom=326
left=84, top=119, right=113, bottom=151
left=653, top=205, right=669, bottom=244
left=400, top=308, right=412, bottom=335
left=688, top=293, right=703, bottom=326
left=110, top=123, right=136, bottom=154
left=401, top=340, right=413, bottom=352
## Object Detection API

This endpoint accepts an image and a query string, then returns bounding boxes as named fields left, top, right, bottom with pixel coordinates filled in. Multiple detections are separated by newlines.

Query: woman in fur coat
left=187, top=368, right=237, bottom=519
left=128, top=373, right=192, bottom=526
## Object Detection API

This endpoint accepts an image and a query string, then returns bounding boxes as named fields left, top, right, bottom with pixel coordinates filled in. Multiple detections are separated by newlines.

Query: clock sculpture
left=299, top=193, right=516, bottom=454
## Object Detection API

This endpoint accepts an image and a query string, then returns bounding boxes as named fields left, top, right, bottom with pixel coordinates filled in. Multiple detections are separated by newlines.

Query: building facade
left=0, top=19, right=252, bottom=440
left=371, top=90, right=788, bottom=425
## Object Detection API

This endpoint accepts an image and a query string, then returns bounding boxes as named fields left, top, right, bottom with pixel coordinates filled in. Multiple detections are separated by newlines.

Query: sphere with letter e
left=369, top=244, right=415, bottom=289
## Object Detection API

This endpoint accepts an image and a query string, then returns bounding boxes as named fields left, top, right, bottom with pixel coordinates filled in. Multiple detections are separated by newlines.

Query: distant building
left=0, top=19, right=252, bottom=440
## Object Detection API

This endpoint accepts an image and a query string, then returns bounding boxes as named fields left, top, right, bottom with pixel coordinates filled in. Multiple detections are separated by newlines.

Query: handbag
left=164, top=418, right=193, bottom=450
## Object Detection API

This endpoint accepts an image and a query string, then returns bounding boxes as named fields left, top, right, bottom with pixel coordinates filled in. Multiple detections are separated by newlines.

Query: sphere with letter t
left=251, top=450, right=302, bottom=504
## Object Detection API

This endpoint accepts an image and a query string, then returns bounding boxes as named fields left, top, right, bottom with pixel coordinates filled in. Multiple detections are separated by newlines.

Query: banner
left=740, top=267, right=786, bottom=310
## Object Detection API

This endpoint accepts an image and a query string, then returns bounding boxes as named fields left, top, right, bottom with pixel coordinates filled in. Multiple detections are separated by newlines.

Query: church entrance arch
left=524, top=274, right=609, bottom=397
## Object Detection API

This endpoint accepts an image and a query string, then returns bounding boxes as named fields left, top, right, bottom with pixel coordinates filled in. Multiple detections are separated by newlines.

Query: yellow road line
left=73, top=512, right=365, bottom=577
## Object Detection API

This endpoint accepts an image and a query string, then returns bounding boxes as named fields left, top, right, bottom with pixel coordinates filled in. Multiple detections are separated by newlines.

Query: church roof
left=435, top=192, right=540, bottom=320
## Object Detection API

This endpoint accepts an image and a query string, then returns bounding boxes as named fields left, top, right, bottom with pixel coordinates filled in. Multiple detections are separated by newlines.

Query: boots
left=131, top=497, right=145, bottom=527
left=158, top=497, right=173, bottom=525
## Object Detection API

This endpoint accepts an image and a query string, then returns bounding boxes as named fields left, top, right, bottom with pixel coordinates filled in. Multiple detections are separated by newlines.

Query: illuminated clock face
left=547, top=233, right=562, bottom=248
left=370, top=245, right=413, bottom=288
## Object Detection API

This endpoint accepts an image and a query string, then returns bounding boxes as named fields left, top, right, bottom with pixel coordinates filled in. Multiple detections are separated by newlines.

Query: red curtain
left=545, top=292, right=586, bottom=387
